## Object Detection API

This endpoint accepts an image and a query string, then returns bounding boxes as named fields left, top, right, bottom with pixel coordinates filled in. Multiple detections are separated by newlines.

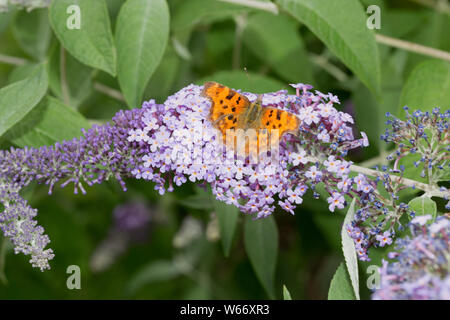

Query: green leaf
left=283, top=285, right=292, bottom=300
left=198, top=70, right=286, bottom=93
left=381, top=10, right=428, bottom=39
left=341, top=198, right=360, bottom=300
left=178, top=194, right=214, bottom=210
left=0, top=10, right=14, bottom=36
left=125, top=260, right=182, bottom=296
left=171, top=0, right=249, bottom=32
left=277, top=0, right=381, bottom=96
left=12, top=8, right=51, bottom=61
left=144, top=44, right=180, bottom=103
left=243, top=12, right=314, bottom=84
left=352, top=56, right=403, bottom=150
left=213, top=200, right=239, bottom=257
left=328, top=262, right=356, bottom=300
left=5, top=96, right=90, bottom=148
left=408, top=196, right=437, bottom=221
left=49, top=0, right=116, bottom=76
left=115, top=0, right=170, bottom=108
left=438, top=167, right=450, bottom=182
left=244, top=215, right=278, bottom=299
left=0, top=64, right=48, bottom=138
left=399, top=60, right=450, bottom=113
left=7, top=63, right=39, bottom=84
left=48, top=44, right=93, bottom=108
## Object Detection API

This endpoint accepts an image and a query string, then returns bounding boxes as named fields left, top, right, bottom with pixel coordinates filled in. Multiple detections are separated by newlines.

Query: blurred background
left=0, top=0, right=449, bottom=299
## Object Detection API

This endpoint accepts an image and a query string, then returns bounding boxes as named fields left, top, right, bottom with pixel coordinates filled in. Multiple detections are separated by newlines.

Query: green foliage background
left=0, top=0, right=448, bottom=299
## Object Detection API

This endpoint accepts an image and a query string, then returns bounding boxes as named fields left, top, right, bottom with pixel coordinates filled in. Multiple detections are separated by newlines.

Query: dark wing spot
left=278, top=124, right=282, bottom=128
left=226, top=91, right=236, bottom=100
left=230, top=126, right=236, bottom=130
left=237, top=97, right=241, bottom=102
left=265, top=121, right=270, bottom=126
left=233, top=118, right=237, bottom=123
left=227, top=115, right=234, bottom=120
left=272, top=125, right=276, bottom=129
left=223, top=105, right=228, bottom=109
left=276, top=110, right=282, bottom=120
left=231, top=107, right=236, bottom=112
left=220, top=100, right=223, bottom=104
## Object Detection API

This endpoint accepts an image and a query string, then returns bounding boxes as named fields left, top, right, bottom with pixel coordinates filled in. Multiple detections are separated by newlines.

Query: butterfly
left=201, top=81, right=300, bottom=158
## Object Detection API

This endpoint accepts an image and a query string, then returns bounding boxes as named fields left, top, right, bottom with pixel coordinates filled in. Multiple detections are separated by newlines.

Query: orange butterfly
left=201, top=81, right=300, bottom=159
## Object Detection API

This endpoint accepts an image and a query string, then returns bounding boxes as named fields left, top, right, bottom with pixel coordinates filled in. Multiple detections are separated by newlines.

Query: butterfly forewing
left=202, top=81, right=250, bottom=123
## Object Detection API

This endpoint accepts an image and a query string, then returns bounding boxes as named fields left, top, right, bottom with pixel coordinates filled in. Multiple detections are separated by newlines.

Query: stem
left=171, top=36, right=192, bottom=61
left=309, top=53, right=349, bottom=82
left=349, top=163, right=448, bottom=198
left=375, top=34, right=450, bottom=62
left=358, top=150, right=390, bottom=168
left=410, top=0, right=450, bottom=13
left=0, top=236, right=8, bottom=285
left=93, top=82, right=126, bottom=103
left=219, top=0, right=279, bottom=14
left=232, top=14, right=247, bottom=70
left=305, top=153, right=448, bottom=198
left=60, top=47, right=71, bottom=106
left=0, top=54, right=28, bottom=66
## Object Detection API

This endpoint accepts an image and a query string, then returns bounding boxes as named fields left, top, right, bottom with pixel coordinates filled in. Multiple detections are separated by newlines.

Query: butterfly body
left=239, top=96, right=263, bottom=129
left=201, top=81, right=300, bottom=155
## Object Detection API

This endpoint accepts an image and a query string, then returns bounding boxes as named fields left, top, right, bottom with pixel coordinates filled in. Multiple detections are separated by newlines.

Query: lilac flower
left=376, top=231, right=393, bottom=247
left=324, top=155, right=341, bottom=173
left=290, top=149, right=309, bottom=166
left=287, top=188, right=304, bottom=205
left=372, top=217, right=450, bottom=300
left=353, top=174, right=368, bottom=192
left=303, top=166, right=319, bottom=181
left=317, top=130, right=330, bottom=143
left=337, top=176, right=352, bottom=192
left=327, top=192, right=345, bottom=212
left=279, top=200, right=295, bottom=215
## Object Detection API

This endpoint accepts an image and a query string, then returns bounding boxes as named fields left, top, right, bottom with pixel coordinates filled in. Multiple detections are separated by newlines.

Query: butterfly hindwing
left=260, top=107, right=300, bottom=137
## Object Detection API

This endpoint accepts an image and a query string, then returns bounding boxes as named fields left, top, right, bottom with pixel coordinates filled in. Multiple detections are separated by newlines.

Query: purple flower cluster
left=382, top=107, right=449, bottom=202
left=0, top=182, right=54, bottom=271
left=127, top=84, right=369, bottom=218
left=346, top=166, right=412, bottom=261
left=347, top=107, right=449, bottom=261
left=372, top=215, right=450, bottom=300
left=0, top=107, right=150, bottom=269
left=90, top=201, right=152, bottom=273
left=0, top=107, right=149, bottom=193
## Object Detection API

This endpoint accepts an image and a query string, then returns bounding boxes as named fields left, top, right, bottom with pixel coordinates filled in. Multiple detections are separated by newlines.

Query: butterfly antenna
left=244, top=67, right=254, bottom=87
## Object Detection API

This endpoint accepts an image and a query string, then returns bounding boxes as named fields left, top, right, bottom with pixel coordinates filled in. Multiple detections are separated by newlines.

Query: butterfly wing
left=202, top=81, right=250, bottom=123
left=260, top=108, right=300, bottom=137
